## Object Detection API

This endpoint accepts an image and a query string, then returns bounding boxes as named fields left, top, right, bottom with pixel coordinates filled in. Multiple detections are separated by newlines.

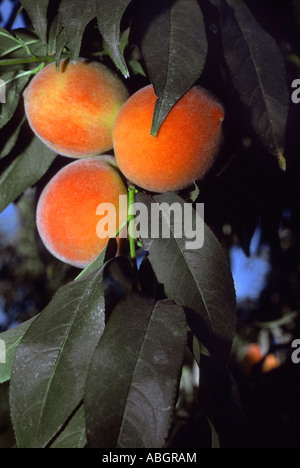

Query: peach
left=113, top=85, right=224, bottom=193
left=241, top=343, right=264, bottom=377
left=36, top=157, right=128, bottom=268
left=262, top=354, right=280, bottom=373
left=24, top=59, right=129, bottom=158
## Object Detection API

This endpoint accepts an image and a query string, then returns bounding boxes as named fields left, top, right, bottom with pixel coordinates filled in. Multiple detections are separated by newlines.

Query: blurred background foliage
left=0, top=0, right=300, bottom=448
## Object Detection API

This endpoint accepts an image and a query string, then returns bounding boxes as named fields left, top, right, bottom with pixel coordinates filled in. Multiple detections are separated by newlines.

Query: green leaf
left=137, top=192, right=236, bottom=359
left=0, top=318, right=37, bottom=384
left=85, top=293, right=187, bottom=448
left=138, top=0, right=207, bottom=136
left=0, top=116, right=25, bottom=160
left=0, top=28, right=39, bottom=58
left=59, top=0, right=96, bottom=61
left=50, top=405, right=86, bottom=449
left=0, top=71, right=30, bottom=130
left=19, top=0, right=49, bottom=43
left=75, top=238, right=117, bottom=281
left=95, top=0, right=131, bottom=77
left=47, top=14, right=69, bottom=62
left=0, top=135, right=57, bottom=213
left=10, top=265, right=108, bottom=448
left=0, top=30, right=47, bottom=62
left=215, top=0, right=289, bottom=167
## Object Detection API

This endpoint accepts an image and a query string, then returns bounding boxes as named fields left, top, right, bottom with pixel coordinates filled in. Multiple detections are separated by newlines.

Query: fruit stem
left=128, top=185, right=138, bottom=263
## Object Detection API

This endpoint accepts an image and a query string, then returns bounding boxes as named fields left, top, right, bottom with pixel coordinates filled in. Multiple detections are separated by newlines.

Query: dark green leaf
left=216, top=0, right=289, bottom=168
left=85, top=293, right=187, bottom=448
left=138, top=0, right=207, bottom=136
left=0, top=28, right=39, bottom=58
left=0, top=318, right=36, bottom=384
left=0, top=135, right=56, bottom=213
left=19, top=0, right=49, bottom=43
left=0, top=71, right=30, bottom=130
left=95, top=0, right=131, bottom=77
left=0, top=30, right=47, bottom=62
left=59, top=0, right=96, bottom=61
left=47, top=14, right=69, bottom=63
left=0, top=116, right=25, bottom=160
left=10, top=266, right=108, bottom=448
left=75, top=238, right=117, bottom=281
left=50, top=405, right=86, bottom=449
left=137, top=192, right=236, bottom=359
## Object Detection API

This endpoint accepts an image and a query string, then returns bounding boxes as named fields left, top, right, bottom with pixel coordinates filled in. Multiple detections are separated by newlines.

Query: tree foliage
left=0, top=0, right=297, bottom=449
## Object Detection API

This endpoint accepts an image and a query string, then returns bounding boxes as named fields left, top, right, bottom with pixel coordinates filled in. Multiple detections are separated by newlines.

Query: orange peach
left=241, top=343, right=264, bottom=377
left=113, top=85, right=224, bottom=193
left=262, top=354, right=280, bottom=373
left=24, top=59, right=129, bottom=158
left=36, top=157, right=128, bottom=268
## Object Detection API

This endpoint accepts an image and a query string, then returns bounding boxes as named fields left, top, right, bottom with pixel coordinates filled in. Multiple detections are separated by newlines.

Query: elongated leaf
left=215, top=0, right=289, bottom=168
left=0, top=135, right=56, bottom=213
left=59, top=0, right=96, bottom=61
left=10, top=265, right=108, bottom=448
left=0, top=117, right=25, bottom=160
left=50, top=405, right=86, bottom=449
left=19, top=0, right=49, bottom=43
left=47, top=14, right=69, bottom=65
left=0, top=28, right=39, bottom=58
left=138, top=0, right=207, bottom=136
left=0, top=30, right=47, bottom=63
left=138, top=192, right=236, bottom=358
left=0, top=71, right=30, bottom=130
left=0, top=318, right=36, bottom=384
left=95, top=0, right=131, bottom=77
left=85, top=294, right=187, bottom=448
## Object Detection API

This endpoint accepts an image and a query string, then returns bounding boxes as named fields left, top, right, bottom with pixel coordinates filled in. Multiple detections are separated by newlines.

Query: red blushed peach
left=24, top=59, right=129, bottom=158
left=36, top=157, right=128, bottom=268
left=113, top=85, right=224, bottom=193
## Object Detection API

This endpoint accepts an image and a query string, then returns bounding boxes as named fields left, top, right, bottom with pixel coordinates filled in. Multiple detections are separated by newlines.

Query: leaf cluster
left=0, top=0, right=296, bottom=449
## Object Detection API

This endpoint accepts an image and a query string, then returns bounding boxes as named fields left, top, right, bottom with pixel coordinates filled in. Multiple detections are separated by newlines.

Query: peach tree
left=0, top=0, right=291, bottom=448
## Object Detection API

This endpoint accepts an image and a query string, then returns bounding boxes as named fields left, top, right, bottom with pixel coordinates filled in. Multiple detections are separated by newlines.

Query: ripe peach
left=24, top=59, right=129, bottom=158
left=262, top=354, right=280, bottom=373
left=241, top=343, right=264, bottom=377
left=113, top=85, right=224, bottom=193
left=36, top=157, right=128, bottom=268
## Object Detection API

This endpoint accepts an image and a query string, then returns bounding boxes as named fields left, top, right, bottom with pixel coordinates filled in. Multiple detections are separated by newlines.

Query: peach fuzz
left=36, top=157, right=128, bottom=269
left=113, top=85, right=224, bottom=193
left=24, top=59, right=129, bottom=158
